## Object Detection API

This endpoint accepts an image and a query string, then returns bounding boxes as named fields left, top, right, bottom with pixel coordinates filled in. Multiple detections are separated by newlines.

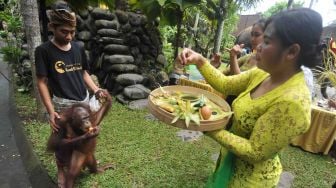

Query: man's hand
left=95, top=89, right=111, bottom=104
left=94, top=89, right=105, bottom=98
left=49, top=112, right=61, bottom=132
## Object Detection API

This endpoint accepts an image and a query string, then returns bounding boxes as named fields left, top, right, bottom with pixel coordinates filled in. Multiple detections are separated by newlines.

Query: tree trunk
left=188, top=12, right=199, bottom=48
left=20, top=0, right=44, bottom=121
left=309, top=0, right=314, bottom=8
left=40, top=0, right=49, bottom=42
left=115, top=0, right=128, bottom=11
left=174, top=10, right=183, bottom=58
left=287, top=0, right=294, bottom=9
left=213, top=0, right=226, bottom=54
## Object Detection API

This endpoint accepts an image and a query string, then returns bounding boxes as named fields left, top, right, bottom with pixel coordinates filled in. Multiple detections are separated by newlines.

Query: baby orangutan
left=47, top=90, right=112, bottom=188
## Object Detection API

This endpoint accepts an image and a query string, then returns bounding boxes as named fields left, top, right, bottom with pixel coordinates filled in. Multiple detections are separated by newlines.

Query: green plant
left=130, top=0, right=202, bottom=58
left=219, top=2, right=238, bottom=61
left=0, top=44, right=21, bottom=63
left=0, top=0, right=27, bottom=91
left=262, top=0, right=304, bottom=18
left=159, top=25, right=176, bottom=73
left=0, top=0, right=22, bottom=64
left=183, top=6, right=217, bottom=56
left=314, top=46, right=336, bottom=87
left=184, top=0, right=240, bottom=57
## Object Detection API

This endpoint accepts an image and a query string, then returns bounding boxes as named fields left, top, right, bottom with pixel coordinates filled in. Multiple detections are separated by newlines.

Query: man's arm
left=83, top=70, right=99, bottom=94
left=37, top=76, right=60, bottom=131
left=82, top=70, right=108, bottom=100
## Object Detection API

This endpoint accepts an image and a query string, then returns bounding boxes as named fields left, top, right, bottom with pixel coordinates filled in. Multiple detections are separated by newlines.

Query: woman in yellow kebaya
left=222, top=19, right=266, bottom=75
left=178, top=8, right=323, bottom=188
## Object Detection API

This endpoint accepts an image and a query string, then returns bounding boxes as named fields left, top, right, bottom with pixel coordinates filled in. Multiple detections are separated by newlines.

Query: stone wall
left=75, top=7, right=169, bottom=105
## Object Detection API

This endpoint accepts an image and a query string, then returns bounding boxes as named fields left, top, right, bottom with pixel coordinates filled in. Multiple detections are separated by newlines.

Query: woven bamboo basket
left=178, top=78, right=225, bottom=98
left=148, top=85, right=231, bottom=131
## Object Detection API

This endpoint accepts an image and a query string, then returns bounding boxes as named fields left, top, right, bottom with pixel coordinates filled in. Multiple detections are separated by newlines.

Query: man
left=35, top=2, right=107, bottom=187
left=35, top=2, right=104, bottom=132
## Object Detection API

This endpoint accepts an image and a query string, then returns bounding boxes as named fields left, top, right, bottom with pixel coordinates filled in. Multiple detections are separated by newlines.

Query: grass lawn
left=15, top=92, right=336, bottom=188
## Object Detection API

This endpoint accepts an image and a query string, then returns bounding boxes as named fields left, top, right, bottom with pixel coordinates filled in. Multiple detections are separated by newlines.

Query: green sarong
left=206, top=150, right=235, bottom=188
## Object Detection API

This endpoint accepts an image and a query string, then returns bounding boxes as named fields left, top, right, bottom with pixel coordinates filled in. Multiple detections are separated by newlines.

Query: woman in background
left=211, top=19, right=266, bottom=75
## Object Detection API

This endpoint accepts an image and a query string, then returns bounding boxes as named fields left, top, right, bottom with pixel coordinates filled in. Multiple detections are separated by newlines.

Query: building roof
left=323, top=22, right=336, bottom=39
left=232, top=13, right=262, bottom=36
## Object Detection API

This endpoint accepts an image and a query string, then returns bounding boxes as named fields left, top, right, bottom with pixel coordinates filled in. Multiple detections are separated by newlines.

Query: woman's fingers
left=230, top=44, right=244, bottom=56
left=180, top=48, right=188, bottom=65
left=234, top=44, right=242, bottom=51
left=182, top=48, right=194, bottom=64
left=176, top=54, right=183, bottom=66
left=177, top=48, right=205, bottom=67
left=224, top=47, right=231, bottom=52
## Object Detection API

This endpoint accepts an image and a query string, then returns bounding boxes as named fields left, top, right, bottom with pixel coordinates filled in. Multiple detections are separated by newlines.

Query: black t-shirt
left=35, top=41, right=89, bottom=101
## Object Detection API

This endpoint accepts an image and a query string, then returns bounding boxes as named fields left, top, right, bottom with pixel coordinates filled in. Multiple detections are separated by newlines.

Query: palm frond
left=314, top=49, right=336, bottom=87
left=45, top=0, right=116, bottom=11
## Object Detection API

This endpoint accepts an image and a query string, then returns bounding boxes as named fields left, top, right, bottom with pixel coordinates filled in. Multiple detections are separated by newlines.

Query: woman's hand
left=178, top=48, right=207, bottom=68
left=328, top=99, right=336, bottom=109
left=210, top=53, right=222, bottom=68
left=230, top=44, right=245, bottom=58
left=49, top=111, right=60, bottom=132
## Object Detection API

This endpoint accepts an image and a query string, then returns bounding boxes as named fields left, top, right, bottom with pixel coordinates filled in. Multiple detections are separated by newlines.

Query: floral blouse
left=199, top=62, right=311, bottom=187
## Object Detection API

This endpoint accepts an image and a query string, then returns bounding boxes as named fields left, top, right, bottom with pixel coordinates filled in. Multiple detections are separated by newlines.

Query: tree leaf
left=182, top=0, right=202, bottom=10
left=190, top=113, right=200, bottom=126
left=129, top=0, right=142, bottom=8
left=129, top=0, right=162, bottom=21
left=173, top=0, right=183, bottom=10
left=145, top=2, right=162, bottom=21
left=157, top=0, right=167, bottom=6
left=160, top=7, right=180, bottom=25
left=185, top=114, right=190, bottom=127
left=171, top=113, right=181, bottom=123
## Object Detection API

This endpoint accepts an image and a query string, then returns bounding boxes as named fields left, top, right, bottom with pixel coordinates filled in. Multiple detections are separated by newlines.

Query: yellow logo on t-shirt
left=54, top=61, right=82, bottom=74
left=55, top=61, right=65, bottom=73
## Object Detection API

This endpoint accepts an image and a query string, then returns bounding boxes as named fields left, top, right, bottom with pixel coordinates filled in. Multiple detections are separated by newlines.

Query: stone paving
left=0, top=60, right=31, bottom=187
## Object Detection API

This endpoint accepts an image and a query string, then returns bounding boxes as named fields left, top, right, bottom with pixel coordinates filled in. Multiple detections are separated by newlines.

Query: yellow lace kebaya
left=199, top=61, right=311, bottom=187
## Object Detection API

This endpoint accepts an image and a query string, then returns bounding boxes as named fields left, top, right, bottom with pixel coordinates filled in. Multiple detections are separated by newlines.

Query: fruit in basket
left=156, top=101, right=175, bottom=113
left=152, top=87, right=232, bottom=127
left=200, top=105, right=212, bottom=120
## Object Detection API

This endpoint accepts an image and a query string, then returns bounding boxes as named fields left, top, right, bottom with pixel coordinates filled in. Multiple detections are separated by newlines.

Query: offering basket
left=148, top=85, right=232, bottom=131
